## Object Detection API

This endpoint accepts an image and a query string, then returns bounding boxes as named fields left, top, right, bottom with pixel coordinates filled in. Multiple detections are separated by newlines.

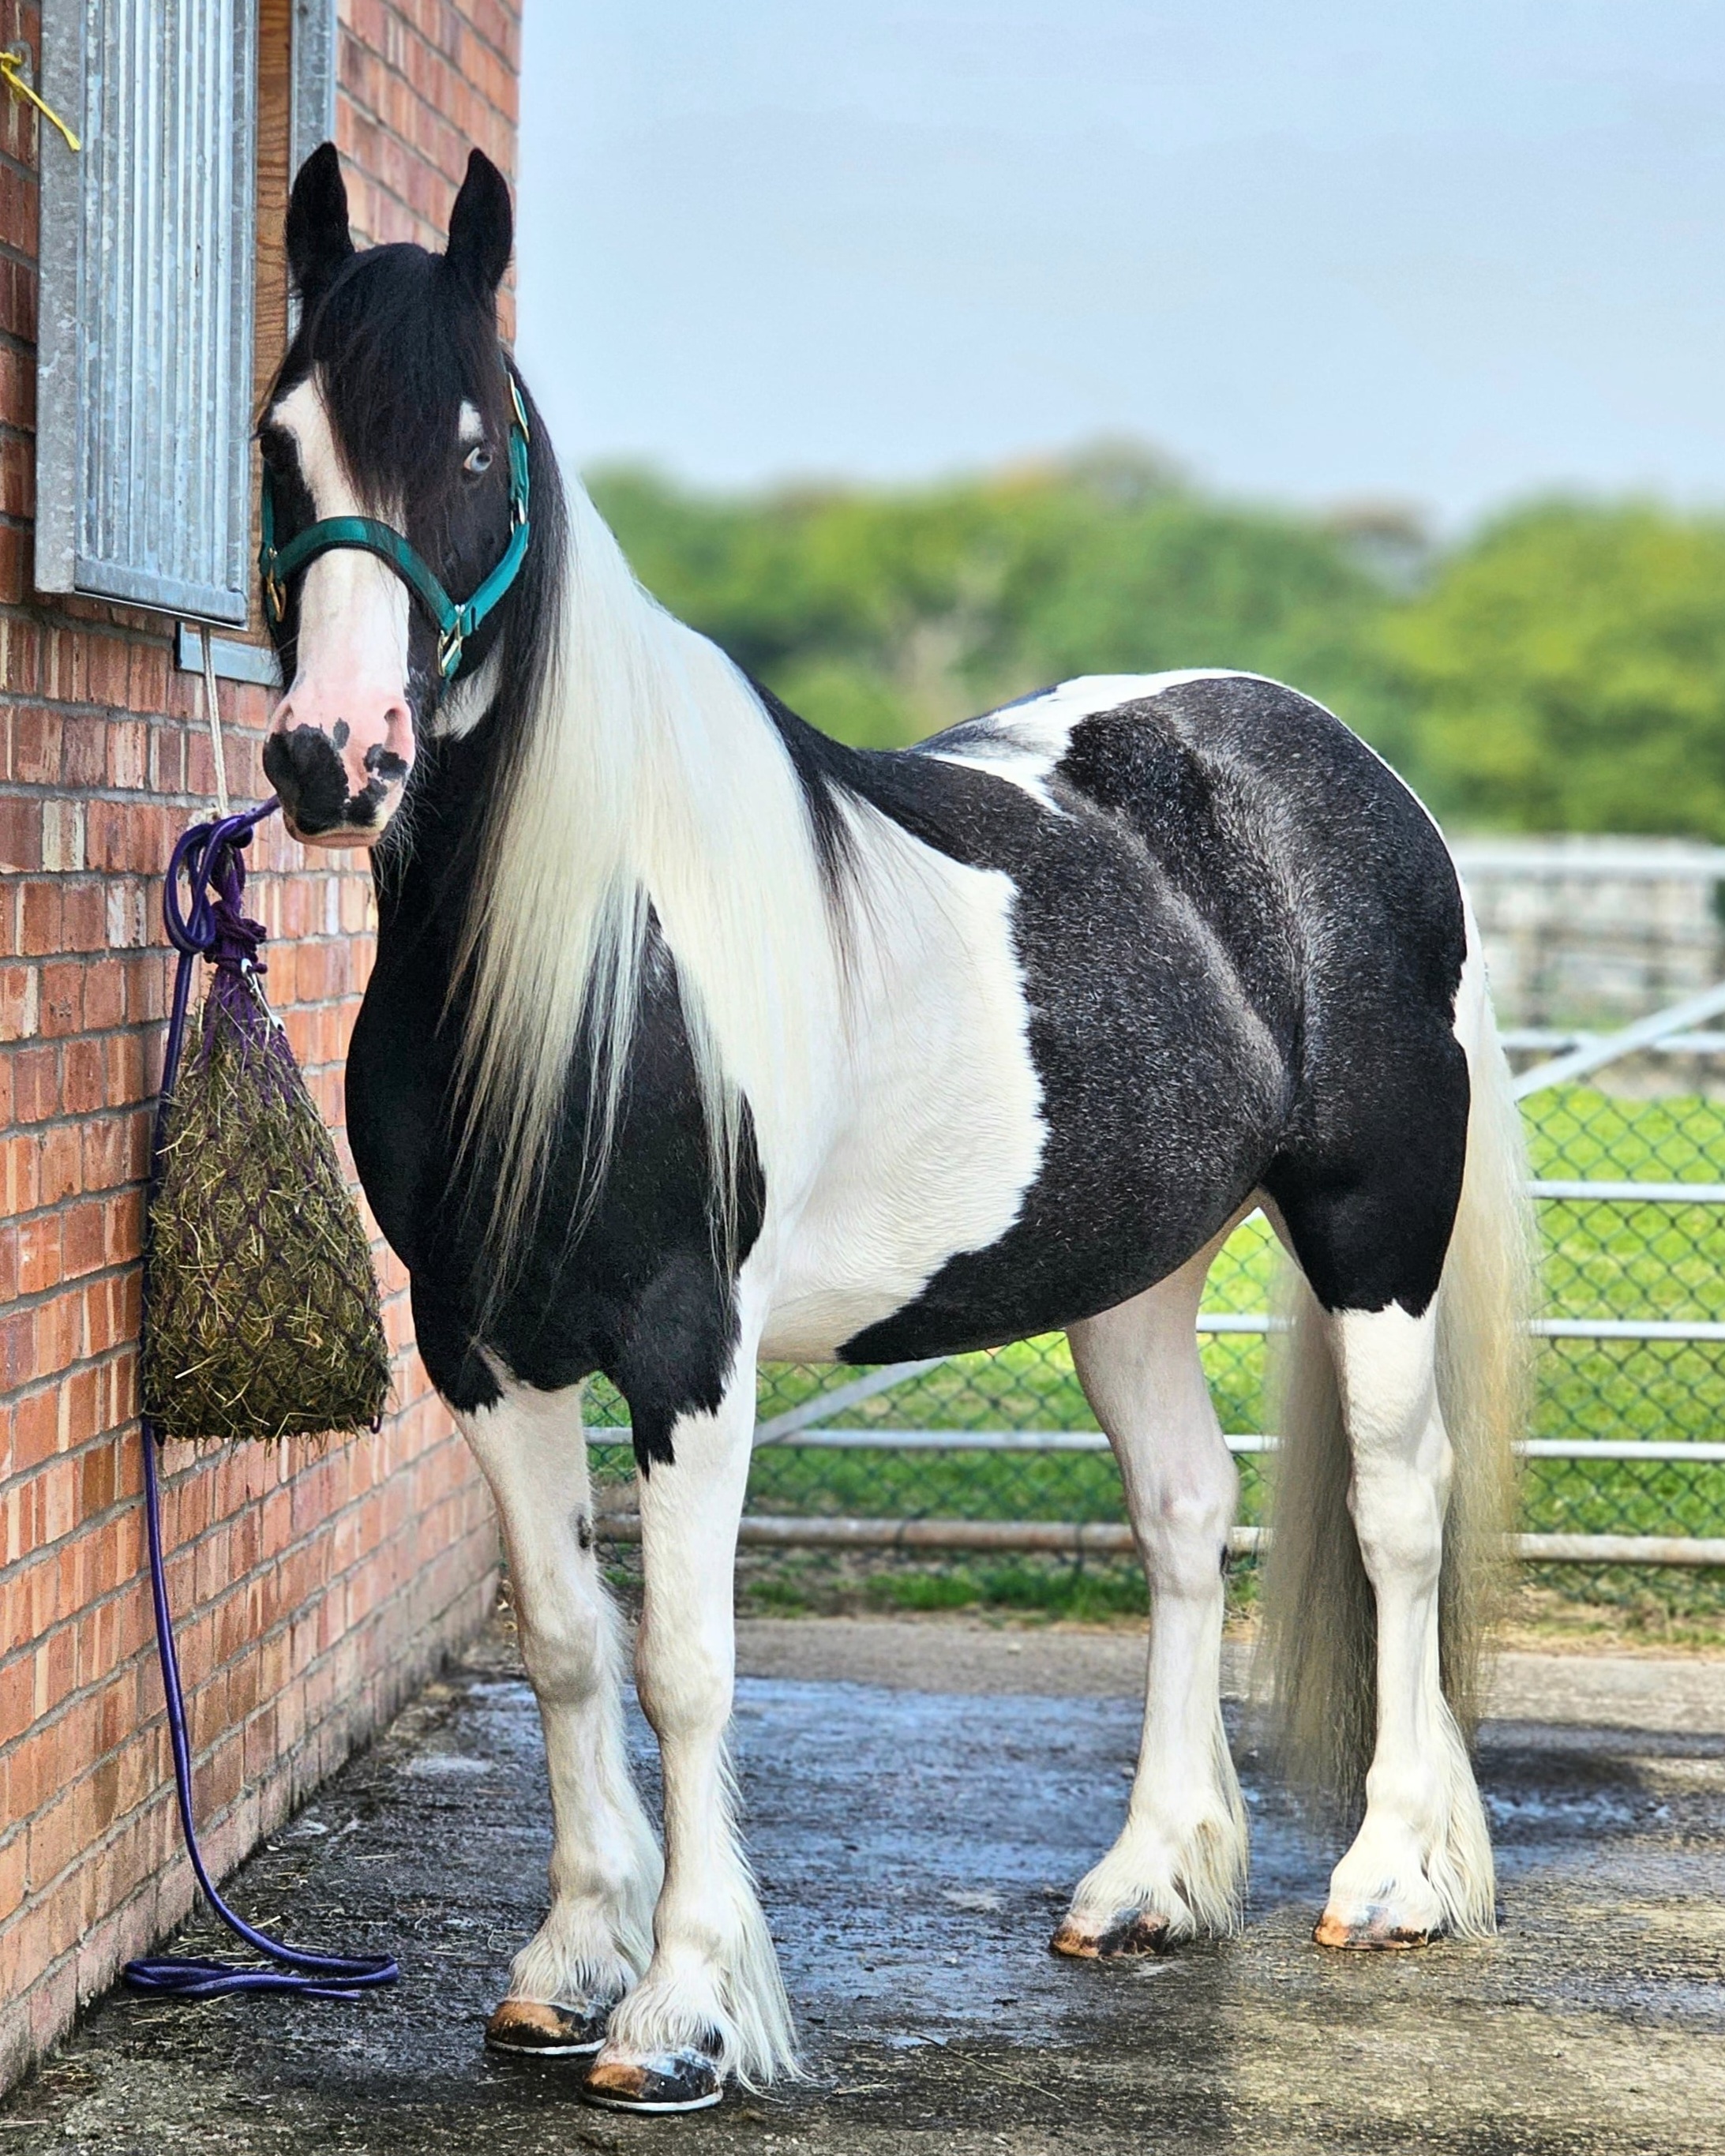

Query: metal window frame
left=36, top=0, right=262, bottom=626
left=290, top=0, right=337, bottom=180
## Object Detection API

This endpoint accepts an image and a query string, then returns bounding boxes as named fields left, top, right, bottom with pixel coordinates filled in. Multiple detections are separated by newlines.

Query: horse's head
left=259, top=143, right=525, bottom=847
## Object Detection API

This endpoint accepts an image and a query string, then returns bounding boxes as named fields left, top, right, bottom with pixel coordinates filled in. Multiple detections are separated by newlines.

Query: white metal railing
left=1506, top=1031, right=1725, bottom=1058
left=1450, top=838, right=1725, bottom=880
left=1508, top=977, right=1725, bottom=1097
left=591, top=1512, right=1725, bottom=1569
left=1191, top=1312, right=1725, bottom=1343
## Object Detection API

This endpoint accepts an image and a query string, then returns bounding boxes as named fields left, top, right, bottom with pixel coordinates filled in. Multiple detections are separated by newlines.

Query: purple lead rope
left=122, top=801, right=399, bottom=2003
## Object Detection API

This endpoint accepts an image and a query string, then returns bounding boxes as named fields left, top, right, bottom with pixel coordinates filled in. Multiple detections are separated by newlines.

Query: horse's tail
left=1261, top=928, right=1534, bottom=1813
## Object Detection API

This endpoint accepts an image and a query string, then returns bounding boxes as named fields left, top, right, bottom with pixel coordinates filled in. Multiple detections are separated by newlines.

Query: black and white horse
left=257, top=146, right=1530, bottom=2113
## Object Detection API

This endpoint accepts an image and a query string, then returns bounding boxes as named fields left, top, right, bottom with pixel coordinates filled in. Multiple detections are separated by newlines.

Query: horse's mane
left=451, top=433, right=856, bottom=1266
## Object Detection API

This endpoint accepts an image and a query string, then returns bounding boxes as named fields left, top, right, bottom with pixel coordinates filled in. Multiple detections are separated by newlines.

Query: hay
left=141, top=977, right=391, bottom=1445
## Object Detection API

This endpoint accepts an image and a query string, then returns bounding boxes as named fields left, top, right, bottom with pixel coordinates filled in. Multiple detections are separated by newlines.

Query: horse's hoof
left=580, top=2047, right=725, bottom=2113
left=1050, top=1909, right=1171, bottom=1959
left=1313, top=1909, right=1433, bottom=1951
left=485, top=1997, right=611, bottom=2057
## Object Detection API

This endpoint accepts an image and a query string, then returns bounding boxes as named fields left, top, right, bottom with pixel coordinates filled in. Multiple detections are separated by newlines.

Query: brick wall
left=0, top=0, right=521, bottom=2091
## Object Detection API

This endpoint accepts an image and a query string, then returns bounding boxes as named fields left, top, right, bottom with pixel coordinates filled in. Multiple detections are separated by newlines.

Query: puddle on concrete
left=2, top=1618, right=1721, bottom=2154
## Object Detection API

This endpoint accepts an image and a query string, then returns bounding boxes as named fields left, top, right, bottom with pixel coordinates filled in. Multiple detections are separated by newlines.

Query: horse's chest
left=759, top=846, right=1045, bottom=1359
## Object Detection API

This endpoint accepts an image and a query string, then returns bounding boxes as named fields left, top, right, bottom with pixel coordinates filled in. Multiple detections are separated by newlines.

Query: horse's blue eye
left=463, top=444, right=493, bottom=476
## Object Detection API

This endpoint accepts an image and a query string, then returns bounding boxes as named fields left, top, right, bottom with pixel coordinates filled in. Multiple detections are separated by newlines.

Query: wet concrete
left=3, top=1616, right=1722, bottom=2154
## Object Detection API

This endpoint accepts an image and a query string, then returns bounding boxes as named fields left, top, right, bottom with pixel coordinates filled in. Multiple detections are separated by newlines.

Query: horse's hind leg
left=1313, top=1299, right=1494, bottom=1945
left=459, top=1382, right=662, bottom=2054
left=1266, top=1137, right=1495, bottom=1944
left=1052, top=1233, right=1248, bottom=1958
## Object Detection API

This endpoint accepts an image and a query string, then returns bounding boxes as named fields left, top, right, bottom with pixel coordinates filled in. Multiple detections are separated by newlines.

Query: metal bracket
left=174, top=623, right=280, bottom=690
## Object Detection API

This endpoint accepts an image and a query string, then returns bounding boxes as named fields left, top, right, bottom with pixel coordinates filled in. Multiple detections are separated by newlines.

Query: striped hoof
left=485, top=1997, right=612, bottom=2057
left=1050, top=1909, right=1172, bottom=1960
left=580, top=2047, right=725, bottom=2113
left=1314, top=1910, right=1433, bottom=1951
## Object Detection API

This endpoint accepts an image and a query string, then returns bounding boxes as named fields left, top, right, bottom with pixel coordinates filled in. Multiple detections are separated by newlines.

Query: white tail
left=1260, top=962, right=1535, bottom=1812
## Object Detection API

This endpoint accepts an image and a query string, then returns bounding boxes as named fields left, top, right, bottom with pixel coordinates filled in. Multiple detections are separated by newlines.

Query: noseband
left=259, top=375, right=532, bottom=682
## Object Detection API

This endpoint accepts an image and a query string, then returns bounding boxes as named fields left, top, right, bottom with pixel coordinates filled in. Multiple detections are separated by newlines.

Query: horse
left=255, top=142, right=1531, bottom=2113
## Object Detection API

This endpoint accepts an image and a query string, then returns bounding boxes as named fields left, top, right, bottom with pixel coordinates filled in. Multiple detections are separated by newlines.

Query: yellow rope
left=0, top=48, right=79, bottom=152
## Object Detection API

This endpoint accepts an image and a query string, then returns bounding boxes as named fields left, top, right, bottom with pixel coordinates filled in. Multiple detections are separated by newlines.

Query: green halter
left=259, top=376, right=532, bottom=682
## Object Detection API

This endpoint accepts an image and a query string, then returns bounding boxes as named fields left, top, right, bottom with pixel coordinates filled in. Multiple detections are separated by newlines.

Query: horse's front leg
left=583, top=1332, right=796, bottom=2112
left=459, top=1382, right=662, bottom=2056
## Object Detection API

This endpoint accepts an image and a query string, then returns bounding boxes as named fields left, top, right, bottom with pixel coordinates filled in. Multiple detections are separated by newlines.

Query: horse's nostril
left=365, top=744, right=410, bottom=783
left=263, top=724, right=350, bottom=834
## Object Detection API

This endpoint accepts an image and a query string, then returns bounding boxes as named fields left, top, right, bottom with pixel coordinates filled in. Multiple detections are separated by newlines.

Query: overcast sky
left=514, top=2, right=1725, bottom=528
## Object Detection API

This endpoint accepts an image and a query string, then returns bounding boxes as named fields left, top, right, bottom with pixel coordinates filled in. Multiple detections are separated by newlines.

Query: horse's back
left=927, top=669, right=1459, bottom=972
left=924, top=668, right=1469, bottom=1105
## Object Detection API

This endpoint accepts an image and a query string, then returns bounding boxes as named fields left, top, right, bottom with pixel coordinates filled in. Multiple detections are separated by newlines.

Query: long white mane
left=455, top=476, right=847, bottom=1259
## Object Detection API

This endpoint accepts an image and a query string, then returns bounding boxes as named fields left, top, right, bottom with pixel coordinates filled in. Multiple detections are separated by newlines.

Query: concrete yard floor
left=4, top=1614, right=1722, bottom=2155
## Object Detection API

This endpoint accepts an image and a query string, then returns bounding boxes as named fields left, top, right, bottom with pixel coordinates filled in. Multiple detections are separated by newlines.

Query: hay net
left=141, top=815, right=390, bottom=1444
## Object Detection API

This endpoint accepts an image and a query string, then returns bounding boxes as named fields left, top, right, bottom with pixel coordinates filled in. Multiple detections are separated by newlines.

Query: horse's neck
left=372, top=727, right=491, bottom=979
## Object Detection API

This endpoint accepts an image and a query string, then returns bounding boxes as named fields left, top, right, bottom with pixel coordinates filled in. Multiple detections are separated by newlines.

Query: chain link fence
left=587, top=984, right=1725, bottom=1618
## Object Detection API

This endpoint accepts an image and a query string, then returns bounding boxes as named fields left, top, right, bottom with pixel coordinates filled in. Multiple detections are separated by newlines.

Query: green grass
left=587, top=1086, right=1725, bottom=1571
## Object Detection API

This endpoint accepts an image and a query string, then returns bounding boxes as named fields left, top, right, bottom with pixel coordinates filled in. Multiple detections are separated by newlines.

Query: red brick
left=12, top=706, right=58, bottom=783
left=35, top=963, right=80, bottom=1038
left=0, top=1130, right=36, bottom=1216
left=10, top=1044, right=56, bottom=1122
left=0, top=796, right=39, bottom=872
left=13, top=1214, right=57, bottom=1295
left=59, top=1041, right=102, bottom=1116
left=0, top=966, right=36, bottom=1043
left=58, top=883, right=103, bottom=953
left=7, top=1385, right=54, bottom=1476
left=79, top=962, right=123, bottom=1034
left=58, top=717, right=103, bottom=789
left=17, top=881, right=58, bottom=956
left=0, top=522, right=28, bottom=606
left=58, top=1203, right=103, bottom=1280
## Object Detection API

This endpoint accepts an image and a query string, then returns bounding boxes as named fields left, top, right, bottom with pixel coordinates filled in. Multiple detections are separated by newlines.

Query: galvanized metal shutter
left=290, top=0, right=337, bottom=185
left=36, top=1, right=261, bottom=624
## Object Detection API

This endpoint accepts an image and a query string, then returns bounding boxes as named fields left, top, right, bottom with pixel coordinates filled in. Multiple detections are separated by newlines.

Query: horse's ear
left=445, top=148, right=512, bottom=301
left=287, top=143, right=354, bottom=308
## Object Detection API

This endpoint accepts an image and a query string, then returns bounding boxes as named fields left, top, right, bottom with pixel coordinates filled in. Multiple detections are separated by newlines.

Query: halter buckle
left=436, top=622, right=464, bottom=679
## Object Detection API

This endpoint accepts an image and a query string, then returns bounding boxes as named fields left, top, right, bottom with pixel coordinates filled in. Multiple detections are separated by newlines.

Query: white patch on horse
left=268, top=374, right=411, bottom=770
left=759, top=806, right=1045, bottom=1359
left=458, top=398, right=485, bottom=444
left=928, top=669, right=1266, bottom=807
left=433, top=643, right=502, bottom=741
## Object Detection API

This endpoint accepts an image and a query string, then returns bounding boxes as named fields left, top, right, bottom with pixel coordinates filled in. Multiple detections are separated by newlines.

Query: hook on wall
left=0, top=46, right=79, bottom=152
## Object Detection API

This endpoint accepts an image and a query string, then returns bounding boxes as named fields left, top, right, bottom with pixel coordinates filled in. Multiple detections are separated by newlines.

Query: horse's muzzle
left=263, top=721, right=409, bottom=847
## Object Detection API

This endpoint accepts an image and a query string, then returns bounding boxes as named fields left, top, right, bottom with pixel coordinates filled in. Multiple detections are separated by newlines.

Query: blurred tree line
left=591, top=447, right=1725, bottom=836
